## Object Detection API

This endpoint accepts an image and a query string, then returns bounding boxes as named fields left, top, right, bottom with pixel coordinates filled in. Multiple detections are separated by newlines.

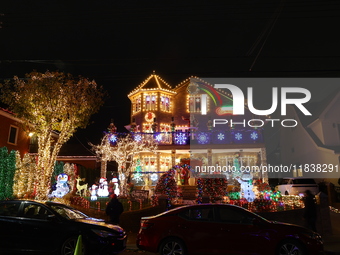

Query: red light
left=141, top=220, right=154, bottom=230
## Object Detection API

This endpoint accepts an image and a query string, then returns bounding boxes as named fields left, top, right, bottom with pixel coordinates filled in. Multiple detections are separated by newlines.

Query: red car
left=137, top=204, right=323, bottom=255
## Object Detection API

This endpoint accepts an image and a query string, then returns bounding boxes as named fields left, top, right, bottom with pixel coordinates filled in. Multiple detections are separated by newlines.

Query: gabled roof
left=290, top=89, right=340, bottom=154
left=297, top=88, right=340, bottom=127
left=128, top=72, right=175, bottom=98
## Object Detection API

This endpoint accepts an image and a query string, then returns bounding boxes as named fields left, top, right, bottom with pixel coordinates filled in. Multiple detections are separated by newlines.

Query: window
left=180, top=208, right=214, bottom=221
left=23, top=204, right=52, bottom=220
left=0, top=202, right=20, bottom=217
left=161, top=96, right=170, bottom=111
left=217, top=208, right=253, bottom=224
left=145, top=94, right=157, bottom=111
left=189, top=95, right=201, bottom=113
left=134, top=97, right=141, bottom=113
left=8, top=125, right=18, bottom=145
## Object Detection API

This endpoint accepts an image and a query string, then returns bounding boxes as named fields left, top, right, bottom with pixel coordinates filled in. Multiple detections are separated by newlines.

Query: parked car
left=276, top=177, right=319, bottom=195
left=0, top=199, right=127, bottom=254
left=137, top=204, right=323, bottom=255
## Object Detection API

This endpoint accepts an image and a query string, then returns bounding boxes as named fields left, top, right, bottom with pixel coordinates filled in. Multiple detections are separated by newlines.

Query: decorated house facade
left=123, top=73, right=269, bottom=195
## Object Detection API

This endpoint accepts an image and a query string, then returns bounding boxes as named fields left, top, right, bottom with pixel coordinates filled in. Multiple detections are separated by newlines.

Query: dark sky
left=1, top=0, right=340, bottom=147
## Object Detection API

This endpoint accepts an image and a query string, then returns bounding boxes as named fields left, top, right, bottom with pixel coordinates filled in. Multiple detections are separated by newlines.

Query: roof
left=291, top=89, right=340, bottom=154
left=128, top=72, right=175, bottom=97
left=297, top=88, right=340, bottom=127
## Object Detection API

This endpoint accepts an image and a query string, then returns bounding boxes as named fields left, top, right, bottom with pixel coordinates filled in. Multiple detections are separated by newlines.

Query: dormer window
left=161, top=95, right=171, bottom=112
left=145, top=94, right=156, bottom=111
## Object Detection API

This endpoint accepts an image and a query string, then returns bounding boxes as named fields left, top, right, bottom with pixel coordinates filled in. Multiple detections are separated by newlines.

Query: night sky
left=1, top=0, right=340, bottom=149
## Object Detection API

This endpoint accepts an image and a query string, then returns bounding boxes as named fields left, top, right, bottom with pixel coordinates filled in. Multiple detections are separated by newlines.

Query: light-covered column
left=260, top=147, right=268, bottom=183
left=100, top=159, right=107, bottom=178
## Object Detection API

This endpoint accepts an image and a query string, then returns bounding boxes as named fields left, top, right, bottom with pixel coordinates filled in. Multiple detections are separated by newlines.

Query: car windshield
left=50, top=205, right=88, bottom=220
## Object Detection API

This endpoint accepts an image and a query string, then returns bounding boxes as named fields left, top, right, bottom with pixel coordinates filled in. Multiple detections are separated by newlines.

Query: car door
left=0, top=201, right=23, bottom=252
left=177, top=206, right=222, bottom=254
left=215, top=206, right=271, bottom=255
left=18, top=202, right=65, bottom=253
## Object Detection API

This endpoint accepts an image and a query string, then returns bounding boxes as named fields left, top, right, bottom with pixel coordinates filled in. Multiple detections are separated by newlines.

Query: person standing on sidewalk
left=303, top=189, right=317, bottom=232
left=106, top=194, right=124, bottom=225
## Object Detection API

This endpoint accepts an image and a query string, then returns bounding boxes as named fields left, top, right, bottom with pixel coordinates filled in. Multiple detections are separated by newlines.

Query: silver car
left=276, top=177, right=319, bottom=196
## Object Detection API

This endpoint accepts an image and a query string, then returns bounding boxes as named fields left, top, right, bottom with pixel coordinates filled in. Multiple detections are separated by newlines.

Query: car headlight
left=92, top=229, right=117, bottom=238
left=302, top=231, right=322, bottom=241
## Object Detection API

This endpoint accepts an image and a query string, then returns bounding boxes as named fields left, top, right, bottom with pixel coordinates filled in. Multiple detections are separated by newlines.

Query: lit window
left=189, top=95, right=204, bottom=113
left=145, top=95, right=156, bottom=111
left=134, top=97, right=141, bottom=112
left=161, top=96, right=170, bottom=111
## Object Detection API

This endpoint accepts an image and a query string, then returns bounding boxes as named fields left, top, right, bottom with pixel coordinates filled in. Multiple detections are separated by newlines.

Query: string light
left=91, top=133, right=158, bottom=197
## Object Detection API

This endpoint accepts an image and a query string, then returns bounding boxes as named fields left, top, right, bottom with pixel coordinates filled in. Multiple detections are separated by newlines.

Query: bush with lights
left=196, top=178, right=228, bottom=204
left=0, top=148, right=16, bottom=200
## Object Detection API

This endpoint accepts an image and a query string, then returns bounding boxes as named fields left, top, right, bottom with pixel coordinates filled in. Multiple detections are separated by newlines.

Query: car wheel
left=61, top=236, right=85, bottom=255
left=285, top=191, right=289, bottom=195
left=159, top=237, right=186, bottom=255
left=277, top=240, right=305, bottom=255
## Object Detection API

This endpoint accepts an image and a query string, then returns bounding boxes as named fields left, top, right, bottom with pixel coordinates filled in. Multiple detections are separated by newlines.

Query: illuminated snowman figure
left=50, top=173, right=70, bottom=198
left=237, top=172, right=255, bottom=202
left=90, top=184, right=98, bottom=201
left=97, top=177, right=109, bottom=197
left=111, top=177, right=120, bottom=196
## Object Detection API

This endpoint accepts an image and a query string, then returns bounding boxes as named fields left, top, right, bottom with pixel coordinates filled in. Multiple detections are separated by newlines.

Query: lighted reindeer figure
left=76, top=177, right=88, bottom=197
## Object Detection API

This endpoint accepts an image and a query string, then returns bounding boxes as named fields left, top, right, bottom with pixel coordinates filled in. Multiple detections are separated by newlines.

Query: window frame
left=8, top=125, right=19, bottom=145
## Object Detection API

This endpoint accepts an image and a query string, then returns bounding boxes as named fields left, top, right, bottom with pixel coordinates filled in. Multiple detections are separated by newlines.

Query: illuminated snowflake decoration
left=151, top=173, right=158, bottom=182
left=155, top=134, right=162, bottom=142
left=235, top=133, right=242, bottom=140
left=217, top=133, right=225, bottom=141
left=108, top=134, right=117, bottom=143
left=175, top=133, right=187, bottom=145
left=251, top=131, right=258, bottom=140
left=197, top=132, right=209, bottom=145
left=134, top=134, right=142, bottom=142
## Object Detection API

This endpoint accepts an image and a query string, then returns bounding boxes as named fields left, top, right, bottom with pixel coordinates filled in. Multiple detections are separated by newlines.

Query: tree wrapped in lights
left=0, top=71, right=105, bottom=200
left=13, top=153, right=37, bottom=198
left=92, top=133, right=157, bottom=197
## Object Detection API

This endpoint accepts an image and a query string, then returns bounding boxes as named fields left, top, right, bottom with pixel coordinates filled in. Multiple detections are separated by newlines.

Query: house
left=123, top=73, right=269, bottom=193
left=0, top=108, right=31, bottom=158
left=279, top=89, right=340, bottom=185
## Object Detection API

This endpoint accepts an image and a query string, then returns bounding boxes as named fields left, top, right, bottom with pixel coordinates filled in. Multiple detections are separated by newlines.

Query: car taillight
left=140, top=220, right=154, bottom=230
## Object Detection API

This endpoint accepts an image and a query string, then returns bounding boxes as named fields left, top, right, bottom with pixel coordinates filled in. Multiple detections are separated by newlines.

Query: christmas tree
left=154, top=168, right=178, bottom=207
